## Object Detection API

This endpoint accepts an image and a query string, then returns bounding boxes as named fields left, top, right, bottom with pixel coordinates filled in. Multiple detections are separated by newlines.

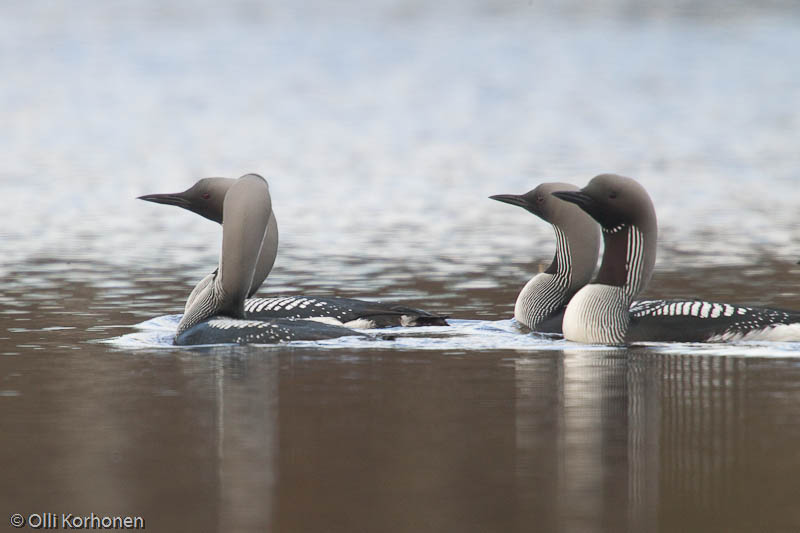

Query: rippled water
left=3, top=1, right=800, bottom=531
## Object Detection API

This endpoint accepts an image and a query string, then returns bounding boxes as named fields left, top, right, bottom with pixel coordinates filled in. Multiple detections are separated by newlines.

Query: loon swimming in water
left=490, top=183, right=600, bottom=332
left=140, top=175, right=447, bottom=328
left=148, top=174, right=365, bottom=345
left=493, top=179, right=800, bottom=342
left=552, top=173, right=800, bottom=344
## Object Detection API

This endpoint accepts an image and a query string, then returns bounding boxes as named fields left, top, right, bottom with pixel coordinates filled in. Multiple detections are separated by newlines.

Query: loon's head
left=491, top=182, right=601, bottom=287
left=141, top=174, right=277, bottom=300
left=554, top=173, right=658, bottom=295
left=491, top=182, right=595, bottom=228
left=552, top=174, right=656, bottom=235
left=138, top=177, right=238, bottom=223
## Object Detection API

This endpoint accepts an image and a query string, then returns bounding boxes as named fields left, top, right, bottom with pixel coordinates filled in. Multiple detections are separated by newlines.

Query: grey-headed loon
left=141, top=174, right=370, bottom=345
left=490, top=183, right=600, bottom=332
left=551, top=173, right=800, bottom=344
left=139, top=175, right=447, bottom=342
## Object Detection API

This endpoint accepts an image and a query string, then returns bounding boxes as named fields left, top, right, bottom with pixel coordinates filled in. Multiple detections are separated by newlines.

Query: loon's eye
left=536, top=194, right=545, bottom=204
left=608, top=190, right=618, bottom=199
left=202, top=193, right=211, bottom=200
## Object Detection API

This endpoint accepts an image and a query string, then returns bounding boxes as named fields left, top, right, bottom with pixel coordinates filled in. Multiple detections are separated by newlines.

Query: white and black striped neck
left=178, top=269, right=231, bottom=334
left=514, top=227, right=571, bottom=330
left=515, top=224, right=587, bottom=330
left=490, top=183, right=600, bottom=331
left=549, top=225, right=572, bottom=279
left=594, top=223, right=651, bottom=301
left=562, top=284, right=631, bottom=344
left=514, top=274, right=565, bottom=331
left=561, top=223, right=652, bottom=344
left=554, top=174, right=659, bottom=344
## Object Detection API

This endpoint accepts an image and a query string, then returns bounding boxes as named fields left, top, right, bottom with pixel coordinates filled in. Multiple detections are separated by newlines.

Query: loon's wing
left=243, top=296, right=449, bottom=328
left=627, top=299, right=800, bottom=342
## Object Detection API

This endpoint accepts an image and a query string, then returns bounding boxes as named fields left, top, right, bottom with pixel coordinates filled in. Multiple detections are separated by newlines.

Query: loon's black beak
left=138, top=192, right=192, bottom=209
left=489, top=194, right=529, bottom=209
left=552, top=190, right=594, bottom=211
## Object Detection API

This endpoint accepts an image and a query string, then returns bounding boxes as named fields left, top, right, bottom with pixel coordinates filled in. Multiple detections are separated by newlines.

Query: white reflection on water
left=110, top=315, right=800, bottom=357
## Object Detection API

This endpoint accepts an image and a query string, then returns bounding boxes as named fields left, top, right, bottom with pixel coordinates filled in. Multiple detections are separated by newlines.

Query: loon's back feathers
left=140, top=175, right=448, bottom=331
left=628, top=299, right=800, bottom=343
left=554, top=173, right=800, bottom=344
left=244, top=296, right=448, bottom=328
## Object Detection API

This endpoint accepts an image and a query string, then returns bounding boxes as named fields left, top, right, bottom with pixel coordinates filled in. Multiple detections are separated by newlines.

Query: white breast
left=514, top=273, right=566, bottom=329
left=562, top=284, right=630, bottom=344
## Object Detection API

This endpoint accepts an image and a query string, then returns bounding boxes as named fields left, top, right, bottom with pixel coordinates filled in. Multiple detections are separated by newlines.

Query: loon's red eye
left=202, top=193, right=211, bottom=200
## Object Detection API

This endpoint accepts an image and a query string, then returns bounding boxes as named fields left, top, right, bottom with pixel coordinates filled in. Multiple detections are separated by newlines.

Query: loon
left=490, top=183, right=600, bottom=332
left=553, top=173, right=800, bottom=344
left=147, top=174, right=366, bottom=345
left=140, top=176, right=448, bottom=328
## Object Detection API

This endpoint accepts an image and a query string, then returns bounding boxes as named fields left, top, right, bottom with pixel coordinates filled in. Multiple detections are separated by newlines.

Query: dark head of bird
left=138, top=177, right=237, bottom=223
left=553, top=173, right=658, bottom=292
left=551, top=173, right=656, bottom=236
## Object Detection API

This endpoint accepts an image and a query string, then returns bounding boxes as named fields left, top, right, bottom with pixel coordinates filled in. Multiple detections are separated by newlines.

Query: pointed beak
left=489, top=194, right=529, bottom=209
left=137, top=192, right=191, bottom=208
left=552, top=190, right=594, bottom=210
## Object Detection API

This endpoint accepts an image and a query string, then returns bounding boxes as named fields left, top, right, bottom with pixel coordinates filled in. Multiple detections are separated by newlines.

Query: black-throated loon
left=145, top=174, right=365, bottom=345
left=553, top=173, right=800, bottom=344
left=140, top=176, right=447, bottom=329
left=490, top=183, right=600, bottom=332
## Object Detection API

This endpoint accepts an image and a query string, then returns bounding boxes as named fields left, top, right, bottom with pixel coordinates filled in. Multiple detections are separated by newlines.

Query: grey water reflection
left=4, top=284, right=800, bottom=532
left=514, top=350, right=800, bottom=533
left=515, top=350, right=630, bottom=532
left=215, top=353, right=278, bottom=532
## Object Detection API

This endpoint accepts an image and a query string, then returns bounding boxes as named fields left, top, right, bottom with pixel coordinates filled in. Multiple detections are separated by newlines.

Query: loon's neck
left=594, top=224, right=650, bottom=300
left=178, top=175, right=272, bottom=335
left=178, top=270, right=232, bottom=334
left=515, top=273, right=568, bottom=330
left=516, top=224, right=597, bottom=330
left=563, top=223, right=654, bottom=344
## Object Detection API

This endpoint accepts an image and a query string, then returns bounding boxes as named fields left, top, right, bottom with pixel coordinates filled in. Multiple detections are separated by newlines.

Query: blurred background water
left=2, top=1, right=800, bottom=531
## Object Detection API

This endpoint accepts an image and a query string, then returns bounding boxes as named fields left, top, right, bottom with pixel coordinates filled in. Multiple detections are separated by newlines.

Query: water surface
left=3, top=1, right=800, bottom=531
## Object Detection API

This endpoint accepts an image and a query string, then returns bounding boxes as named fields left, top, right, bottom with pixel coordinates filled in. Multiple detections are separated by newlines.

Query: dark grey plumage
left=626, top=299, right=800, bottom=342
left=176, top=316, right=367, bottom=345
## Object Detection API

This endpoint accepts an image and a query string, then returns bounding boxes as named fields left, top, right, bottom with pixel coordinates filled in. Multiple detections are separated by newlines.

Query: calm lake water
left=3, top=1, right=800, bottom=531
